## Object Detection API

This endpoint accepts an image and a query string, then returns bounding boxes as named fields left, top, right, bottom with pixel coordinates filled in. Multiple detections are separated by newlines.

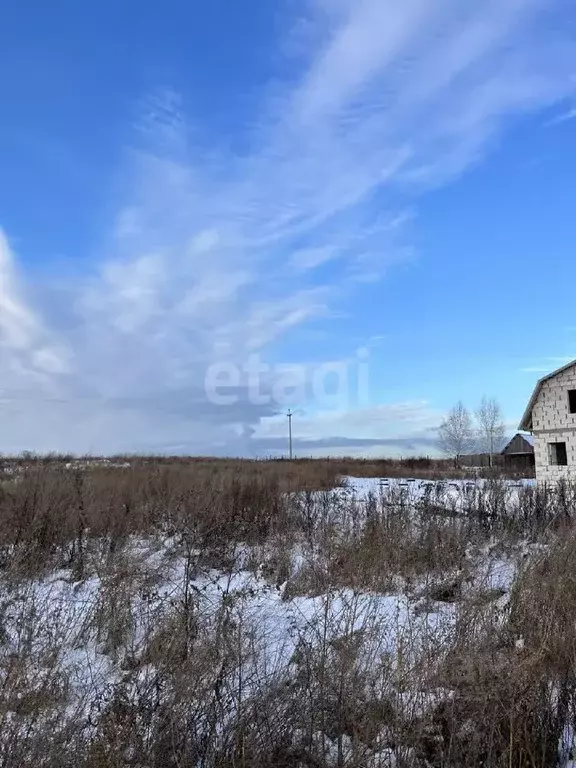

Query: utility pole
left=287, top=409, right=293, bottom=460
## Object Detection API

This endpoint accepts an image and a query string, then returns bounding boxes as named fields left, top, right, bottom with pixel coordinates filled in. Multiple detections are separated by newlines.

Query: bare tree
left=438, top=401, right=476, bottom=467
left=475, top=396, right=506, bottom=468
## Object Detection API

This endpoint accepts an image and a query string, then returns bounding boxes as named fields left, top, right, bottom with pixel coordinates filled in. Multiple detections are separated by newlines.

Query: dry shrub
left=2, top=457, right=576, bottom=768
left=407, top=525, right=576, bottom=768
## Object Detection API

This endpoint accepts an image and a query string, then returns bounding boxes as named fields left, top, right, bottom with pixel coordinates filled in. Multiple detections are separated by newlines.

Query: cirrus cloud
left=1, top=0, right=575, bottom=454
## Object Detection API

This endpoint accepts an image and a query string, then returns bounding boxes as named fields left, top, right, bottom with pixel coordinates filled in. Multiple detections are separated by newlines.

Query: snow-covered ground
left=1, top=474, right=574, bottom=766
left=340, top=475, right=536, bottom=511
left=1, top=537, right=457, bottom=715
left=341, top=475, right=535, bottom=496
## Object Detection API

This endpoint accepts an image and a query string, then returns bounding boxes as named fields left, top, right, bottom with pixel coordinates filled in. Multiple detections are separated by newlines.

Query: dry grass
left=0, top=456, right=574, bottom=768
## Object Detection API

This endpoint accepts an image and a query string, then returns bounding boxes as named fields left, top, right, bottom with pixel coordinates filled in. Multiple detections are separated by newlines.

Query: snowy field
left=0, top=470, right=575, bottom=766
left=342, top=474, right=536, bottom=495
left=340, top=474, right=536, bottom=507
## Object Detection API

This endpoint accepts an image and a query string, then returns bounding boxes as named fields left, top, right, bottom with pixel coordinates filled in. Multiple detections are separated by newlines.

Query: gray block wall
left=532, top=363, right=576, bottom=482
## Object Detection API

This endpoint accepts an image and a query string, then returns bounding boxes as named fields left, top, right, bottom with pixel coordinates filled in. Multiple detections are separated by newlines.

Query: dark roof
left=519, top=359, right=576, bottom=431
left=502, top=433, right=535, bottom=454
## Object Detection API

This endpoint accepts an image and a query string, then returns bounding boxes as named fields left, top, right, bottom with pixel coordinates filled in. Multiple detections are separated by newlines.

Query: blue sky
left=1, top=0, right=576, bottom=456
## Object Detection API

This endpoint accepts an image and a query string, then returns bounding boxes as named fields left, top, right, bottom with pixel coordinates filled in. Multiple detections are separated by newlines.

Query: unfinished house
left=519, top=359, right=576, bottom=482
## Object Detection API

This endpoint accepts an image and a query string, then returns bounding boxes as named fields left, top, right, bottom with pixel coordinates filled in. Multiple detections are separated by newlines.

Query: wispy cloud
left=2, top=0, right=576, bottom=454
left=0, top=232, right=69, bottom=389
left=520, top=356, right=575, bottom=374
left=251, top=401, right=443, bottom=458
left=546, top=106, right=576, bottom=125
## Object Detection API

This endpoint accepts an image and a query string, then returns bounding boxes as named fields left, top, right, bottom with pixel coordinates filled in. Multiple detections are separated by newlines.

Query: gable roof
left=502, top=433, right=535, bottom=454
left=519, top=359, right=576, bottom=431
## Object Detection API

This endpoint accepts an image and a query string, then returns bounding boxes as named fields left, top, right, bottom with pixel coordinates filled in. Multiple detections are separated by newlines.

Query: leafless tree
left=438, top=401, right=476, bottom=466
left=475, top=396, right=506, bottom=467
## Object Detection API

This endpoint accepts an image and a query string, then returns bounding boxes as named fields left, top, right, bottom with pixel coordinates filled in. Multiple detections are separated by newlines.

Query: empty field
left=0, top=458, right=574, bottom=767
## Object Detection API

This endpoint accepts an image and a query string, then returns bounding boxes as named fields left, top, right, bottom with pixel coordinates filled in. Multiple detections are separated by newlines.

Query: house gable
left=502, top=433, right=535, bottom=455
left=519, top=360, right=576, bottom=431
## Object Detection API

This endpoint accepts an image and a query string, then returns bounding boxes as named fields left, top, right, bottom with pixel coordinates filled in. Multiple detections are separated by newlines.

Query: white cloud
left=1, top=0, right=575, bottom=454
left=289, top=245, right=340, bottom=272
left=0, top=231, right=69, bottom=387
left=252, top=401, right=443, bottom=458
left=547, top=106, right=576, bottom=125
left=520, top=356, right=575, bottom=374
left=0, top=231, right=38, bottom=351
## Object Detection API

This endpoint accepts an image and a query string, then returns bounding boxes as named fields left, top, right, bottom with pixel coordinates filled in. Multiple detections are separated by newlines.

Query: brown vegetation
left=0, top=456, right=572, bottom=768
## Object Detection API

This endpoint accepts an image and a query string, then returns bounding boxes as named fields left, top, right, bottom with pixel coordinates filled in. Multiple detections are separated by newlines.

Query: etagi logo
left=204, top=348, right=370, bottom=410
